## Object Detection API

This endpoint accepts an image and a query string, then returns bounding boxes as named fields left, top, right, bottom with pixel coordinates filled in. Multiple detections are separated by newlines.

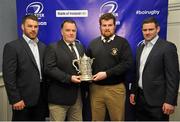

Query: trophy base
left=80, top=75, right=93, bottom=81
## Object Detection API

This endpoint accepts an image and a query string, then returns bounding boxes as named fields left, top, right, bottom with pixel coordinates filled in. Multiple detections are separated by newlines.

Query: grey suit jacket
left=132, top=38, right=179, bottom=106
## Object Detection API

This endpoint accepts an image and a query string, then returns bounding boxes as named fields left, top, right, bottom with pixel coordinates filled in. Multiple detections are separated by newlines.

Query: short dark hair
left=22, top=14, right=38, bottom=24
left=142, top=17, right=159, bottom=28
left=99, top=13, right=116, bottom=25
left=61, top=20, right=77, bottom=29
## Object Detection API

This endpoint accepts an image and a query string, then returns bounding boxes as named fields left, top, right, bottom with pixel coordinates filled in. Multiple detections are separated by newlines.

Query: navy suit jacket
left=44, top=40, right=85, bottom=105
left=132, top=38, right=179, bottom=106
left=3, top=38, right=46, bottom=107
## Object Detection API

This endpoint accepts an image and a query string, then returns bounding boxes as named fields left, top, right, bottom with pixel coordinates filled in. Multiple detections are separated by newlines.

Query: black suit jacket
left=44, top=40, right=85, bottom=105
left=3, top=38, right=46, bottom=107
left=132, top=38, right=179, bottom=106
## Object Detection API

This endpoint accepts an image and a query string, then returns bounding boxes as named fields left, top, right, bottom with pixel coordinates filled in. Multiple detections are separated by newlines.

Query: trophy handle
left=91, top=58, right=95, bottom=65
left=72, top=59, right=80, bottom=74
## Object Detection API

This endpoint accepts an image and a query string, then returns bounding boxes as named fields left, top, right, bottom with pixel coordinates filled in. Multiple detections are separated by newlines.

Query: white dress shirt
left=138, top=35, right=159, bottom=88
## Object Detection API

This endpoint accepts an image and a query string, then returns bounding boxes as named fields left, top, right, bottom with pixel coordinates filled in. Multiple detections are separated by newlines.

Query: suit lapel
left=75, top=42, right=84, bottom=57
left=37, top=42, right=44, bottom=70
left=60, top=40, right=84, bottom=59
left=136, top=44, right=144, bottom=72
left=20, top=38, right=38, bottom=68
left=59, top=40, right=74, bottom=60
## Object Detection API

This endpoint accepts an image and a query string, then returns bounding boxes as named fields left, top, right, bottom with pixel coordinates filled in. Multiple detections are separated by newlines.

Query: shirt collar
left=142, top=35, right=159, bottom=46
left=64, top=40, right=75, bottom=47
left=101, top=34, right=115, bottom=43
left=23, top=34, right=39, bottom=44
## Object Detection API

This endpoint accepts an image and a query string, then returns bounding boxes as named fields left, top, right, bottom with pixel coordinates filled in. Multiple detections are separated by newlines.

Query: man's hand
left=129, top=94, right=136, bottom=105
left=12, top=100, right=25, bottom=110
left=162, top=103, right=175, bottom=115
left=71, top=75, right=81, bottom=83
left=93, top=72, right=107, bottom=81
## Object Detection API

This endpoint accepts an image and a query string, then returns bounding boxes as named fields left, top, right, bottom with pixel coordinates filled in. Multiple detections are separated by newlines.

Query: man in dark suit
left=130, top=17, right=179, bottom=121
left=3, top=15, right=47, bottom=121
left=44, top=20, right=85, bottom=121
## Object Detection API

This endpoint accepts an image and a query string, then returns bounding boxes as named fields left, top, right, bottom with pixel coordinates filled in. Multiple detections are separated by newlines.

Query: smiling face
left=100, top=19, right=115, bottom=38
left=21, top=18, right=39, bottom=40
left=142, top=22, right=160, bottom=41
left=61, top=22, right=77, bottom=43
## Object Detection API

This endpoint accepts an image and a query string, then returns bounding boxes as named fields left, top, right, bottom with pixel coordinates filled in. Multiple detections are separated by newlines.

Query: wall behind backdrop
left=0, top=0, right=17, bottom=73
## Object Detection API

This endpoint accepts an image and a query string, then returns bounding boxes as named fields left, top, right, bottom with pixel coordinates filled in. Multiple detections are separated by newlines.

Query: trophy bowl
left=72, top=54, right=94, bottom=81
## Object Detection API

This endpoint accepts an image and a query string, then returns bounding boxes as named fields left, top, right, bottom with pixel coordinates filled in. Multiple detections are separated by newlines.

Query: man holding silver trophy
left=87, top=13, right=133, bottom=121
left=44, top=20, right=87, bottom=121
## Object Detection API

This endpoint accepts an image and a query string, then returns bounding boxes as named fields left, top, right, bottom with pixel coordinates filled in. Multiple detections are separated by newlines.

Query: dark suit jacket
left=3, top=38, right=46, bottom=107
left=132, top=38, right=179, bottom=106
left=44, top=40, right=85, bottom=105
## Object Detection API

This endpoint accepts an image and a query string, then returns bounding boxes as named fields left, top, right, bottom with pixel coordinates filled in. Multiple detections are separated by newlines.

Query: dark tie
left=69, top=43, right=77, bottom=59
left=104, top=37, right=109, bottom=43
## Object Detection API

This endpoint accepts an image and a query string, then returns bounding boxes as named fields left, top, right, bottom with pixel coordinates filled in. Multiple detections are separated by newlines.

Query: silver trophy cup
left=72, top=54, right=94, bottom=81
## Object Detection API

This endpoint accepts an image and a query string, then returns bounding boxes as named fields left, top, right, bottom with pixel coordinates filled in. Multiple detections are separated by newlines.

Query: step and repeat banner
left=16, top=0, right=168, bottom=120
left=16, top=0, right=168, bottom=55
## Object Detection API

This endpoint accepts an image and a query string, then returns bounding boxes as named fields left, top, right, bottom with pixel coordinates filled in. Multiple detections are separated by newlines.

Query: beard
left=101, top=29, right=114, bottom=38
left=103, top=32, right=113, bottom=38
left=25, top=32, right=38, bottom=40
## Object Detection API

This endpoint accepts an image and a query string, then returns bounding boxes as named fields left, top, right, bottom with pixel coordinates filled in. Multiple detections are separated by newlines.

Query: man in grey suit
left=130, top=17, right=179, bottom=121
left=44, top=20, right=85, bottom=121
left=3, top=15, right=47, bottom=121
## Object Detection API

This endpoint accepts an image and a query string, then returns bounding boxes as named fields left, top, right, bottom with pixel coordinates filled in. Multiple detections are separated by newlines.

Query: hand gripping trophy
left=72, top=54, right=94, bottom=81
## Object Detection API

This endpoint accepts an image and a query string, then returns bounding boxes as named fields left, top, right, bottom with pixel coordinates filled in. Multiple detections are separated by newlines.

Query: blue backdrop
left=16, top=0, right=168, bottom=54
left=16, top=0, right=168, bottom=120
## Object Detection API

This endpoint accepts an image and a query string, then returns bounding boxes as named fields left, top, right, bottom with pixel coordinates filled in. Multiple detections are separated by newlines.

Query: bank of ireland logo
left=26, top=2, right=44, bottom=19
